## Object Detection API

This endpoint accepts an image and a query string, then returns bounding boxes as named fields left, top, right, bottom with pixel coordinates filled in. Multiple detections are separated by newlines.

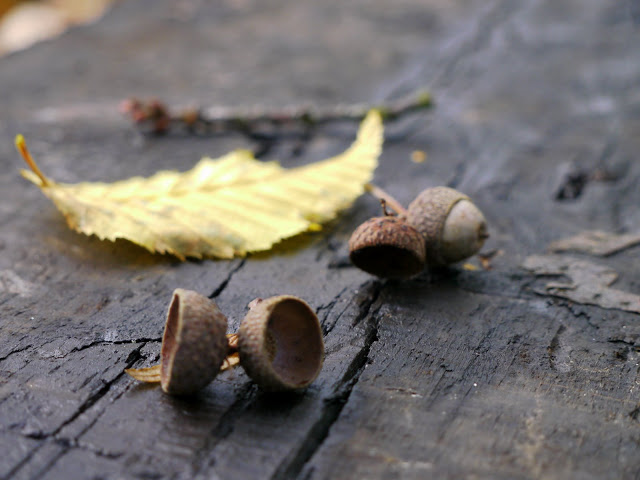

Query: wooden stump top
left=1, top=1, right=639, bottom=478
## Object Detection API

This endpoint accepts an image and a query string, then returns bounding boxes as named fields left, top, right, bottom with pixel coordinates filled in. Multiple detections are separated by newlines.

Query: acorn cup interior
left=160, top=293, right=181, bottom=388
left=267, top=299, right=324, bottom=387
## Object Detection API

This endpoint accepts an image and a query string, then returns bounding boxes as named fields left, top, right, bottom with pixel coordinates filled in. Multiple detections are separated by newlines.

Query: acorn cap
left=348, top=216, right=426, bottom=279
left=238, top=295, right=324, bottom=391
left=160, top=289, right=229, bottom=395
left=407, top=186, right=488, bottom=266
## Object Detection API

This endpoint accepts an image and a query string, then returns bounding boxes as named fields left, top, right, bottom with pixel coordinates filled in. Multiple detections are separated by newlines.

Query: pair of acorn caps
left=126, top=289, right=324, bottom=395
left=349, top=186, right=489, bottom=279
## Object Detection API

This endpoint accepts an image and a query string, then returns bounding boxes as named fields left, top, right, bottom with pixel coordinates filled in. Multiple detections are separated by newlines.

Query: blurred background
left=0, top=0, right=117, bottom=55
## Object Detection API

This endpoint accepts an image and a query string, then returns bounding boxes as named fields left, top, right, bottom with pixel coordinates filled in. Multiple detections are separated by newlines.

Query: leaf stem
left=365, top=184, right=408, bottom=216
left=15, top=135, right=49, bottom=186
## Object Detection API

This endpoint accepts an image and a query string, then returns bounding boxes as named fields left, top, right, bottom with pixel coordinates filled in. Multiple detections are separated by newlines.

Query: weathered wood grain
left=1, top=0, right=639, bottom=479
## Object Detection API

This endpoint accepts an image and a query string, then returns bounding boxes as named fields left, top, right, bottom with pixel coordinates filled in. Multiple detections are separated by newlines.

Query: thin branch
left=365, top=184, right=408, bottom=216
left=120, top=90, right=433, bottom=136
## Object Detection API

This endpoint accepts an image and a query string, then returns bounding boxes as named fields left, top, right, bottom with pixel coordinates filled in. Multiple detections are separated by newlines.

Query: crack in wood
left=0, top=344, right=33, bottom=363
left=186, top=284, right=384, bottom=480
left=186, top=382, right=258, bottom=479
left=5, top=344, right=146, bottom=479
left=607, top=337, right=639, bottom=349
left=68, top=337, right=163, bottom=356
left=209, top=259, right=246, bottom=299
left=53, top=437, right=124, bottom=460
left=317, top=287, right=349, bottom=336
left=554, top=133, right=622, bottom=202
left=350, top=282, right=383, bottom=328
left=36, top=374, right=139, bottom=476
left=563, top=302, right=600, bottom=331
left=269, top=284, right=383, bottom=480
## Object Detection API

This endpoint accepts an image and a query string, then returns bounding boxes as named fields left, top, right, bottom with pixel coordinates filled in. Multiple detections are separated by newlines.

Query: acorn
left=406, top=186, right=488, bottom=267
left=348, top=215, right=426, bottom=279
left=238, top=295, right=324, bottom=391
left=126, top=288, right=229, bottom=395
left=126, top=291, right=325, bottom=395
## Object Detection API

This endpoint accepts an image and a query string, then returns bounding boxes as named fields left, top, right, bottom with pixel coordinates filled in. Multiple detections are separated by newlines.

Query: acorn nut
left=406, top=186, right=488, bottom=267
left=238, top=295, right=324, bottom=391
left=126, top=288, right=229, bottom=395
left=349, top=216, right=426, bottom=279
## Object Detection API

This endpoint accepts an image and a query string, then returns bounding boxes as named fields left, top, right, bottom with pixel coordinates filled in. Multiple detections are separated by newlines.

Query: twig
left=380, top=198, right=391, bottom=217
left=365, top=184, right=408, bottom=216
left=120, top=90, right=433, bottom=136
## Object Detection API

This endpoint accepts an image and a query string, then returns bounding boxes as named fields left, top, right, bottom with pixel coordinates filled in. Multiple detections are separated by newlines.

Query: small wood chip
left=522, top=254, right=640, bottom=314
left=548, top=230, right=640, bottom=256
left=477, top=249, right=502, bottom=270
left=125, top=364, right=161, bottom=383
left=410, top=150, right=427, bottom=163
left=221, top=352, right=240, bottom=372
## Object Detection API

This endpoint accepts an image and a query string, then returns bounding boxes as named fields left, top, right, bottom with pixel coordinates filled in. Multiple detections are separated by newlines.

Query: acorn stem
left=365, top=184, right=408, bottom=216
left=380, top=199, right=392, bottom=217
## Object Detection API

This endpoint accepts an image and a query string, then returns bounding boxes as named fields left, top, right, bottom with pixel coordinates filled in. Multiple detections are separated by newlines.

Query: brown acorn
left=348, top=215, right=426, bottom=279
left=126, top=289, right=229, bottom=395
left=237, top=295, right=324, bottom=391
left=406, top=186, right=488, bottom=267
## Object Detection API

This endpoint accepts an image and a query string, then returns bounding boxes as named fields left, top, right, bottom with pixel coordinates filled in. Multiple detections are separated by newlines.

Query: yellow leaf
left=17, top=110, right=383, bottom=259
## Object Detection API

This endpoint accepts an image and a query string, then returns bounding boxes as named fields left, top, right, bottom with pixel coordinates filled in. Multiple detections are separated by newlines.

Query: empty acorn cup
left=126, top=288, right=229, bottom=395
left=238, top=295, right=324, bottom=392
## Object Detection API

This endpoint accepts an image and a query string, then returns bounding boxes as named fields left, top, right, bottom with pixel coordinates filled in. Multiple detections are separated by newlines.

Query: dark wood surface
left=1, top=0, right=639, bottom=479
